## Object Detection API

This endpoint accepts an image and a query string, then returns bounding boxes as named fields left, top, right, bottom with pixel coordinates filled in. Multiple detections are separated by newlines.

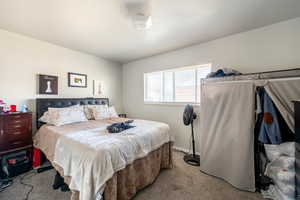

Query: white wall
left=0, top=29, right=123, bottom=130
left=123, top=17, right=300, bottom=152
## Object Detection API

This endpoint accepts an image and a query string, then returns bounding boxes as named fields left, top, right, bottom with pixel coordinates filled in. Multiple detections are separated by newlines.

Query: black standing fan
left=183, top=104, right=200, bottom=166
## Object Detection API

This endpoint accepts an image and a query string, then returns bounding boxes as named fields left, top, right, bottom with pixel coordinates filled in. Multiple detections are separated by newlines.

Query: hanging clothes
left=256, top=92, right=262, bottom=116
left=258, top=90, right=282, bottom=144
left=254, top=87, right=273, bottom=191
left=255, top=87, right=265, bottom=133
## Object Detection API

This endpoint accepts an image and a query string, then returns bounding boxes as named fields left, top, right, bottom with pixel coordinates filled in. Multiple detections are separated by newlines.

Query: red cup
left=10, top=105, right=17, bottom=112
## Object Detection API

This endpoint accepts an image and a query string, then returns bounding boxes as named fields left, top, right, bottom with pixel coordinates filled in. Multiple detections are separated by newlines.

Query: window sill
left=144, top=102, right=200, bottom=107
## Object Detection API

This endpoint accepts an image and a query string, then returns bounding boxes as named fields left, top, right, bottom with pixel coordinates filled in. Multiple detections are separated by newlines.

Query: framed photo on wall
left=68, top=72, right=87, bottom=88
left=93, top=80, right=104, bottom=96
left=38, top=74, right=58, bottom=95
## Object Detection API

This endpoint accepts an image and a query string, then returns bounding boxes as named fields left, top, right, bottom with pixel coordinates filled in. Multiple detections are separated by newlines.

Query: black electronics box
left=1, top=151, right=31, bottom=178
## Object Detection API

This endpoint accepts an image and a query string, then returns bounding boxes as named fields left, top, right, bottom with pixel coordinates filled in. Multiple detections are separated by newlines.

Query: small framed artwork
left=68, top=72, right=87, bottom=88
left=93, top=80, right=104, bottom=96
left=38, top=74, right=58, bottom=95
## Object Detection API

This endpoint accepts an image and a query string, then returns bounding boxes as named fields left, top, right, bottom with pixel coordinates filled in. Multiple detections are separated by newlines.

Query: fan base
left=183, top=154, right=200, bottom=166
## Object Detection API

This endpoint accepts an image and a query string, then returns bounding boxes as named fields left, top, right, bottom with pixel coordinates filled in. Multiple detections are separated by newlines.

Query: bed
left=33, top=98, right=173, bottom=200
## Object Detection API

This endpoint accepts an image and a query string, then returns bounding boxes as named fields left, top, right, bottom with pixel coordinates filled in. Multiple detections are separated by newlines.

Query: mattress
left=33, top=118, right=173, bottom=200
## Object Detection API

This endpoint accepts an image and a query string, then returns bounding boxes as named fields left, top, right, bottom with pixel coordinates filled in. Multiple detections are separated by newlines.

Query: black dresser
left=295, top=101, right=300, bottom=199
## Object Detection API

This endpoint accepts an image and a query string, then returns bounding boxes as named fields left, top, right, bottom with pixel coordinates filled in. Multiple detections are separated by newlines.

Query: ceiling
left=0, top=0, right=300, bottom=64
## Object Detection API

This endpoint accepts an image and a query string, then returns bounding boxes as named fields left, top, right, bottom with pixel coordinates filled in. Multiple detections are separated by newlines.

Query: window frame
left=144, top=64, right=211, bottom=105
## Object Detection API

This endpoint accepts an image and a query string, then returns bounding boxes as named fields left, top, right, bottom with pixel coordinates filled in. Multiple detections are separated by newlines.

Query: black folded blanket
left=107, top=120, right=135, bottom=133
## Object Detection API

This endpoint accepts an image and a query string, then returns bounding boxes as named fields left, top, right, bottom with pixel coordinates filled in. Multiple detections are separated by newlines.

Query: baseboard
left=173, top=146, right=200, bottom=156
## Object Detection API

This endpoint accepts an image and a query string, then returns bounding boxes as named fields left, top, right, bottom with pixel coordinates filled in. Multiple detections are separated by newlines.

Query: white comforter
left=53, top=119, right=171, bottom=200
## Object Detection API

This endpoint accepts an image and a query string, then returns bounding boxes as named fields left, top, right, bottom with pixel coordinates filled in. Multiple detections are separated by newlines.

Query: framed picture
left=68, top=72, right=87, bottom=88
left=93, top=80, right=104, bottom=96
left=38, top=74, right=58, bottom=95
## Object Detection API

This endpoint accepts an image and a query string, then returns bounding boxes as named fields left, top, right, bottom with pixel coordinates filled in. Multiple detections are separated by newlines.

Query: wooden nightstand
left=0, top=112, right=33, bottom=157
left=118, top=114, right=127, bottom=118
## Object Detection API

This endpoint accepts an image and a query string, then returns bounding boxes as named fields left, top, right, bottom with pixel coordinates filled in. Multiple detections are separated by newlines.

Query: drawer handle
left=12, top=141, right=22, bottom=145
left=13, top=125, right=22, bottom=128
left=0, top=129, right=3, bottom=136
left=13, top=120, right=22, bottom=123
left=14, top=115, right=21, bottom=119
left=12, top=131, right=22, bottom=135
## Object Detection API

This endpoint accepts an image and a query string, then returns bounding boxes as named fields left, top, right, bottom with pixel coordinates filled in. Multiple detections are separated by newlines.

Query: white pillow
left=39, top=111, right=51, bottom=123
left=92, top=105, right=111, bottom=120
left=264, top=142, right=295, bottom=162
left=108, top=106, right=119, bottom=118
left=47, top=105, right=88, bottom=126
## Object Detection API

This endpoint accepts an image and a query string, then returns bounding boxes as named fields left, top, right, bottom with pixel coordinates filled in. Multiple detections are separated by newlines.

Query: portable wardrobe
left=198, top=68, right=300, bottom=193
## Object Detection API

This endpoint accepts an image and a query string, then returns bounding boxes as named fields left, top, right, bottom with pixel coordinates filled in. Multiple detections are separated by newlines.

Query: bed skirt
left=52, top=142, right=173, bottom=200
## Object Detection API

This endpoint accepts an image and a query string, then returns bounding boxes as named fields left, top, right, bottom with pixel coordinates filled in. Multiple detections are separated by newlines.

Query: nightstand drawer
left=119, top=114, right=127, bottom=118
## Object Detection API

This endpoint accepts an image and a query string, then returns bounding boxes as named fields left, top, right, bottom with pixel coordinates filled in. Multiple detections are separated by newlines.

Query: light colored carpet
left=0, top=151, right=263, bottom=200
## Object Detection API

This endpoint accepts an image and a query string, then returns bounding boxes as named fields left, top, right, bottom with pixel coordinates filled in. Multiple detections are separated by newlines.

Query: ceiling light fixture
left=126, top=1, right=152, bottom=31
left=132, top=13, right=152, bottom=30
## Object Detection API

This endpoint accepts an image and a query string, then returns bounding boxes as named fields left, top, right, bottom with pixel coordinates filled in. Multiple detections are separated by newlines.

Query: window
left=163, top=71, right=173, bottom=102
left=144, top=64, right=211, bottom=103
left=175, top=69, right=195, bottom=102
left=144, top=72, right=162, bottom=102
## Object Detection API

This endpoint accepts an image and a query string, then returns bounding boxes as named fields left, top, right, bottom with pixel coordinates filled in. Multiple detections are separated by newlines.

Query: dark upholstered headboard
left=36, top=98, right=109, bottom=129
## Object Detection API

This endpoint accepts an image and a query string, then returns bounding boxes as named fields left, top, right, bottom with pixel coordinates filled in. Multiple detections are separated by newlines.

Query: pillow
left=83, top=105, right=110, bottom=120
left=264, top=142, right=295, bottom=162
left=83, top=105, right=97, bottom=120
left=108, top=106, right=119, bottom=118
left=47, top=105, right=88, bottom=126
left=39, top=111, right=51, bottom=123
left=39, top=105, right=81, bottom=124
left=92, top=105, right=111, bottom=120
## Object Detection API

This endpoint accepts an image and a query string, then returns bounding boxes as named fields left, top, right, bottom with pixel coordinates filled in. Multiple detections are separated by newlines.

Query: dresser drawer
left=0, top=141, right=9, bottom=152
left=4, top=118, right=31, bottom=131
left=5, top=114, right=31, bottom=120
left=6, top=128, right=31, bottom=141
left=9, top=139, right=32, bottom=150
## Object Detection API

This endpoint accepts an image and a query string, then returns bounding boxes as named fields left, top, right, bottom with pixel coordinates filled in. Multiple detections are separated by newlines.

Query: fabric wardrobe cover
left=199, top=81, right=256, bottom=192
left=264, top=78, right=300, bottom=133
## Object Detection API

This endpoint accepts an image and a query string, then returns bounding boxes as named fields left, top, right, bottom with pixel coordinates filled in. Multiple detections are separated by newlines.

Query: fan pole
left=183, top=120, right=200, bottom=166
left=183, top=104, right=200, bottom=166
left=191, top=121, right=196, bottom=157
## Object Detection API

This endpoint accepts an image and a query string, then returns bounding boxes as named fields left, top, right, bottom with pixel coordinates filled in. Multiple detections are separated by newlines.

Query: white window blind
left=163, top=71, right=174, bottom=102
left=175, top=69, right=195, bottom=102
left=144, top=64, right=211, bottom=103
left=144, top=72, right=162, bottom=102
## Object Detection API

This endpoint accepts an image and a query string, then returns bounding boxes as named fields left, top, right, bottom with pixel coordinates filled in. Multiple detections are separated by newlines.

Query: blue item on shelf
left=21, top=105, right=28, bottom=113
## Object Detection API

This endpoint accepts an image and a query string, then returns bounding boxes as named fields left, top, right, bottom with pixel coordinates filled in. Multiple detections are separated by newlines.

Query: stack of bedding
left=261, top=142, right=295, bottom=200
